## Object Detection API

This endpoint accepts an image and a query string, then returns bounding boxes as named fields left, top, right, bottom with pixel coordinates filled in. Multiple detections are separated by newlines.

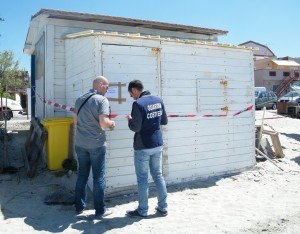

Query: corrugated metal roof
left=272, top=60, right=300, bottom=66
left=32, top=8, right=228, bottom=36
left=239, top=40, right=275, bottom=57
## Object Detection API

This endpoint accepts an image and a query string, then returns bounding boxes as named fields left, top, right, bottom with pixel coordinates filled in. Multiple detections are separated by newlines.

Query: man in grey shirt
left=73, top=76, right=115, bottom=219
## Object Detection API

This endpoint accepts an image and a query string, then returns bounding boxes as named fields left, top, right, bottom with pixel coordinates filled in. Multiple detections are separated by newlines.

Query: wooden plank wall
left=160, top=42, right=255, bottom=184
left=64, top=35, right=255, bottom=194
left=65, top=36, right=98, bottom=110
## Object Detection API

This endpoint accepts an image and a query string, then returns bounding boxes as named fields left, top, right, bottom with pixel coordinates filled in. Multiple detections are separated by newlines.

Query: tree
left=0, top=50, right=21, bottom=170
left=0, top=50, right=21, bottom=98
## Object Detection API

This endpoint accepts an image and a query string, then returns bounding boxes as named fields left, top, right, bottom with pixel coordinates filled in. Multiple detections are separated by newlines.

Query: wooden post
left=256, top=107, right=266, bottom=149
left=256, top=148, right=284, bottom=171
left=261, top=129, right=285, bottom=158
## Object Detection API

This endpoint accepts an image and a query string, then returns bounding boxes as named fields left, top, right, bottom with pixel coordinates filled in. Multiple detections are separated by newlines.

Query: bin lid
left=41, top=117, right=74, bottom=126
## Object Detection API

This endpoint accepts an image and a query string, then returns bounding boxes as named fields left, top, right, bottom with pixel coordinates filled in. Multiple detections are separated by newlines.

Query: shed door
left=102, top=44, right=160, bottom=97
left=101, top=44, right=161, bottom=192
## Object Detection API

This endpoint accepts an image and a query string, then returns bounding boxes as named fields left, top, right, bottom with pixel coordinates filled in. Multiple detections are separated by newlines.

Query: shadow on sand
left=0, top=166, right=239, bottom=233
left=291, top=156, right=300, bottom=166
left=279, top=132, right=300, bottom=142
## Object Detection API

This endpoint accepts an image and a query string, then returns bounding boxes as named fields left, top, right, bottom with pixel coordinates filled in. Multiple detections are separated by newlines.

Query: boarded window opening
left=283, top=71, right=290, bottom=77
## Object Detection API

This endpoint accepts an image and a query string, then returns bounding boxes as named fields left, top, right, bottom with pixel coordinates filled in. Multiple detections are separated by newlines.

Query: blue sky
left=0, top=0, right=299, bottom=72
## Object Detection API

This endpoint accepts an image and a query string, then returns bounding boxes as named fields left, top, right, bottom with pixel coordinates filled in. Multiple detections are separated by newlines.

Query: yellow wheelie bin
left=41, top=117, right=74, bottom=170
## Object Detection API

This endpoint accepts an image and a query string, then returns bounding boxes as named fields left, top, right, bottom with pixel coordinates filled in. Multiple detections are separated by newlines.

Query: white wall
left=160, top=42, right=255, bottom=184
left=34, top=18, right=218, bottom=118
left=65, top=36, right=99, bottom=108
left=255, top=69, right=285, bottom=91
left=65, top=35, right=255, bottom=194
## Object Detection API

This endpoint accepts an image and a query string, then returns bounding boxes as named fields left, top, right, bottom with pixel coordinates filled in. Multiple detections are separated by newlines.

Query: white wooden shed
left=24, top=9, right=256, bottom=195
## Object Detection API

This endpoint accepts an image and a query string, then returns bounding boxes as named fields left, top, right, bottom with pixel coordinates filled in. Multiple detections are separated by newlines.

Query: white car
left=278, top=91, right=300, bottom=102
left=0, top=98, right=24, bottom=121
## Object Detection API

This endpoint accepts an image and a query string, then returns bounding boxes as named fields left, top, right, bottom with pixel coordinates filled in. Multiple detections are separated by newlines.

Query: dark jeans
left=75, top=145, right=107, bottom=215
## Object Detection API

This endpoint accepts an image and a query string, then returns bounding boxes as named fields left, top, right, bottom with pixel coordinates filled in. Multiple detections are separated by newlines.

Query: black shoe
left=126, top=209, right=146, bottom=218
left=155, top=207, right=168, bottom=216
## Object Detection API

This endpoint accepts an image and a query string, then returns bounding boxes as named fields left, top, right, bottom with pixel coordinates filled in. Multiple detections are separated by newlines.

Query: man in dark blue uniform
left=126, top=80, right=168, bottom=218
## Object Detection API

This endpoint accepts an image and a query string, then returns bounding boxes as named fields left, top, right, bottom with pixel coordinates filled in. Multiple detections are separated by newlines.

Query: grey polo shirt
left=74, top=89, right=110, bottom=149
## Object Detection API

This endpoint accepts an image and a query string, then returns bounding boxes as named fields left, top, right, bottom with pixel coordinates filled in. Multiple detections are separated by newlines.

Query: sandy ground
left=0, top=110, right=300, bottom=234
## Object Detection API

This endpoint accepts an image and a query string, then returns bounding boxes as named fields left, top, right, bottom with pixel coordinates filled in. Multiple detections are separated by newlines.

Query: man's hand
left=109, top=121, right=115, bottom=130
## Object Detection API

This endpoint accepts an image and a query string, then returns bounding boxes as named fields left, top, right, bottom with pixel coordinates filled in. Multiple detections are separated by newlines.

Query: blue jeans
left=134, top=146, right=168, bottom=216
left=75, top=145, right=107, bottom=215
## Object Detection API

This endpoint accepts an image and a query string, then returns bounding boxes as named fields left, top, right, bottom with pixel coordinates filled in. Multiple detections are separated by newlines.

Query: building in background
left=240, top=41, right=300, bottom=97
left=239, top=41, right=276, bottom=61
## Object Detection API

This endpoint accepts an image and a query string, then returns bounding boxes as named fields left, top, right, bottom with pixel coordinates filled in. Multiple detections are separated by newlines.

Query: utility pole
left=0, top=17, right=4, bottom=37
left=0, top=16, right=7, bottom=171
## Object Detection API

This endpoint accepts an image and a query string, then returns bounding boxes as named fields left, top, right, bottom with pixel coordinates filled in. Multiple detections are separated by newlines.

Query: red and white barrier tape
left=47, top=101, right=75, bottom=112
left=203, top=114, right=227, bottom=117
left=233, top=105, right=253, bottom=116
left=34, top=90, right=253, bottom=118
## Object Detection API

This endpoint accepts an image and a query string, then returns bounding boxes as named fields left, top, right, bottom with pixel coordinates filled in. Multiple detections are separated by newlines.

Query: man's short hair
left=128, top=80, right=144, bottom=92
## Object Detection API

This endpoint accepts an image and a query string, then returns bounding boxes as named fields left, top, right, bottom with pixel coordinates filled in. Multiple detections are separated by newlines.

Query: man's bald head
left=93, top=76, right=109, bottom=95
left=93, top=76, right=108, bottom=88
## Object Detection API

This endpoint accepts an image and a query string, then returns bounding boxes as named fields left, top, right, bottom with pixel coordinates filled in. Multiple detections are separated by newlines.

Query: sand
left=0, top=110, right=300, bottom=234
